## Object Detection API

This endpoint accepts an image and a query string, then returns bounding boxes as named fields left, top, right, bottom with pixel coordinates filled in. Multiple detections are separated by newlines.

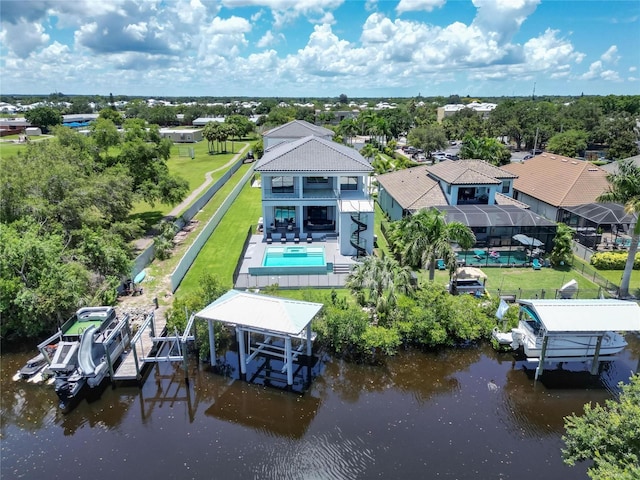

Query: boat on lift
left=39, top=306, right=131, bottom=412
left=492, top=298, right=640, bottom=379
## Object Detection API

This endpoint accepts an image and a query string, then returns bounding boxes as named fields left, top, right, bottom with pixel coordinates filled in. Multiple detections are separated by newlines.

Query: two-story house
left=255, top=133, right=375, bottom=257
left=377, top=160, right=557, bottom=251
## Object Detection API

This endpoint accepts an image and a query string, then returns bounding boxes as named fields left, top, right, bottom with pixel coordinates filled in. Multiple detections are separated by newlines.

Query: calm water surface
left=2, top=336, right=639, bottom=480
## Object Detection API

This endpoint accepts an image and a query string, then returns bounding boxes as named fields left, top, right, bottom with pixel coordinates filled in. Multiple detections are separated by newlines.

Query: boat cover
left=519, top=299, right=640, bottom=334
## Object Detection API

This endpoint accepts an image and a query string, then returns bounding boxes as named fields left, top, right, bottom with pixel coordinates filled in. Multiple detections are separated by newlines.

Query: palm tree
left=346, top=254, right=414, bottom=315
left=597, top=160, right=640, bottom=298
left=392, top=208, right=476, bottom=281
left=202, top=122, right=221, bottom=154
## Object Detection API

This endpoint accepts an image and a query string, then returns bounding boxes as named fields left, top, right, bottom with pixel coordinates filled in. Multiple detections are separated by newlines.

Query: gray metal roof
left=255, top=135, right=373, bottom=173
left=519, top=299, right=640, bottom=333
left=195, top=290, right=323, bottom=336
left=263, top=120, right=334, bottom=139
left=437, top=205, right=556, bottom=227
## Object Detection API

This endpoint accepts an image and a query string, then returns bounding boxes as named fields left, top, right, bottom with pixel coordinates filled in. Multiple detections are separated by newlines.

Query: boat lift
left=114, top=310, right=197, bottom=383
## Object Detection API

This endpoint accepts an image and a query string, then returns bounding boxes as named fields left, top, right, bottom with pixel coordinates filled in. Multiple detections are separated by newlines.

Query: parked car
left=523, top=154, right=534, bottom=160
left=529, top=148, right=543, bottom=155
left=445, top=153, right=459, bottom=161
left=413, top=154, right=427, bottom=162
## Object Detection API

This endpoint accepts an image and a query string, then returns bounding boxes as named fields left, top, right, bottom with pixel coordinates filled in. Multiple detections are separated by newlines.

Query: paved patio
left=234, top=235, right=360, bottom=289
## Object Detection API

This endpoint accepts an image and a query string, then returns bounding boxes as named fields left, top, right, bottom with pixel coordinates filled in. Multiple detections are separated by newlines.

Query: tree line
left=0, top=117, right=189, bottom=340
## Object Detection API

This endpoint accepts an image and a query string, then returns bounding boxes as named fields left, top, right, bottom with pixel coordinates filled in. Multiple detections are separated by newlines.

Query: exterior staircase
left=350, top=213, right=368, bottom=258
left=332, top=263, right=353, bottom=275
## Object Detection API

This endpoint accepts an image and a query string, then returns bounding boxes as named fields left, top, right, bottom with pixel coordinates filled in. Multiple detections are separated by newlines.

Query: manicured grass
left=177, top=175, right=263, bottom=292
left=572, top=256, right=639, bottom=291
left=429, top=263, right=604, bottom=297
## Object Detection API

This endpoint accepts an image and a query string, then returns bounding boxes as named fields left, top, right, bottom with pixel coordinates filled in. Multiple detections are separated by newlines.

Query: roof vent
left=588, top=168, right=599, bottom=171
left=561, top=159, right=568, bottom=162
left=550, top=156, right=556, bottom=160
left=571, top=161, right=578, bottom=164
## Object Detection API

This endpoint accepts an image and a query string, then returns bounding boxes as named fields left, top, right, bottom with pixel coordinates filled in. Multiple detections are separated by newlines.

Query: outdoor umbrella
left=512, top=234, right=543, bottom=247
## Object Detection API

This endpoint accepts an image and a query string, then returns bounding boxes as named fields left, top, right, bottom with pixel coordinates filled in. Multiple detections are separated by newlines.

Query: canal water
left=2, top=336, right=639, bottom=480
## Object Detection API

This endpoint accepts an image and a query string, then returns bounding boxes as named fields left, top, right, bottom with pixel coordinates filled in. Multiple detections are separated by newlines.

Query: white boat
left=41, top=306, right=131, bottom=412
left=507, top=299, right=640, bottom=361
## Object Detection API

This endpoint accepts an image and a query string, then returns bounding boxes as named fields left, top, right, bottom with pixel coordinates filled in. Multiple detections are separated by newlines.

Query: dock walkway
left=114, top=309, right=168, bottom=381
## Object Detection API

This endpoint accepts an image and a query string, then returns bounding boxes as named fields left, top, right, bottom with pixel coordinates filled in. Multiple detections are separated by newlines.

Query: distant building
left=159, top=128, right=203, bottom=143
left=437, top=102, right=497, bottom=122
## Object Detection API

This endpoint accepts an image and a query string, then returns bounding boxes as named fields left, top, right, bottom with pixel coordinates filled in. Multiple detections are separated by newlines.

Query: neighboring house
left=255, top=133, right=375, bottom=256
left=377, top=160, right=518, bottom=221
left=262, top=119, right=334, bottom=150
left=159, top=128, right=203, bottom=143
left=377, top=160, right=556, bottom=249
left=501, top=153, right=611, bottom=222
left=600, top=154, right=640, bottom=175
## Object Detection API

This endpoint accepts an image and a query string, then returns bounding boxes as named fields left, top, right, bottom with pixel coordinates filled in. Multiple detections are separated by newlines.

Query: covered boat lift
left=194, top=290, right=323, bottom=386
left=518, top=299, right=640, bottom=380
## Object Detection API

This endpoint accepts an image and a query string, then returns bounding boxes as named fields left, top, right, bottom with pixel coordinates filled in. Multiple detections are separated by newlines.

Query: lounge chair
left=306, top=232, right=313, bottom=243
left=280, top=234, right=287, bottom=244
left=436, top=259, right=446, bottom=270
left=294, top=233, right=300, bottom=244
left=266, top=232, right=273, bottom=244
left=532, top=258, right=542, bottom=270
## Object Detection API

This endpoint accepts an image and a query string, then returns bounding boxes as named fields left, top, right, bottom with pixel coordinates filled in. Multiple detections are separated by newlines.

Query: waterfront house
left=254, top=128, right=375, bottom=257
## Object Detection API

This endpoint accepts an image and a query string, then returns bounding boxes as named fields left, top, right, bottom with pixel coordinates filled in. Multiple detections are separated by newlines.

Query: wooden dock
left=113, top=310, right=167, bottom=381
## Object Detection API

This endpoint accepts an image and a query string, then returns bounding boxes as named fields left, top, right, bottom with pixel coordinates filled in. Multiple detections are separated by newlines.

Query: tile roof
left=501, top=154, right=611, bottom=207
left=263, top=119, right=334, bottom=139
left=255, top=135, right=373, bottom=173
left=376, top=165, right=447, bottom=210
left=427, top=159, right=516, bottom=185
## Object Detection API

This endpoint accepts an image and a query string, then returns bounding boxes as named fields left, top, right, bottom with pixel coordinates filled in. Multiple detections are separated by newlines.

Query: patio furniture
left=294, top=233, right=300, bottom=244
left=280, top=235, right=287, bottom=244
left=306, top=232, right=313, bottom=243
left=532, top=258, right=542, bottom=270
left=266, top=232, right=273, bottom=244
left=437, top=259, right=446, bottom=270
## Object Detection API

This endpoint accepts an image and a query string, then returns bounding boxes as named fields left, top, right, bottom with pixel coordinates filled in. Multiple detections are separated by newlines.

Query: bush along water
left=313, top=282, right=501, bottom=364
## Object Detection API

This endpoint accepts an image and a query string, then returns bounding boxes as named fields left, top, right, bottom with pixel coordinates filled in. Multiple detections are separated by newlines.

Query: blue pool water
left=263, top=246, right=326, bottom=267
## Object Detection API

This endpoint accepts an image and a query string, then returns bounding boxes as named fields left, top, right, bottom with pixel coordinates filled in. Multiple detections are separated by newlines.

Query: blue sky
left=1, top=0, right=638, bottom=98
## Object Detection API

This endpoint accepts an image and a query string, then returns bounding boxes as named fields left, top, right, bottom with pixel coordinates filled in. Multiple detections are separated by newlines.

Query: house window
left=502, top=182, right=509, bottom=194
left=307, top=177, right=329, bottom=184
left=341, top=176, right=358, bottom=191
left=272, top=176, right=294, bottom=193
left=275, top=206, right=296, bottom=225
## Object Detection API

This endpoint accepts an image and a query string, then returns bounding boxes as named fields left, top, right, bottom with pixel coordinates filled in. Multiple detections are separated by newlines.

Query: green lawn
left=428, top=263, right=606, bottom=298
left=177, top=174, right=263, bottom=292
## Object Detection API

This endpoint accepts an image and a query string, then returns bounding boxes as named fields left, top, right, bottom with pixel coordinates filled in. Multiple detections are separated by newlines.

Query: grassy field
left=176, top=174, right=263, bottom=292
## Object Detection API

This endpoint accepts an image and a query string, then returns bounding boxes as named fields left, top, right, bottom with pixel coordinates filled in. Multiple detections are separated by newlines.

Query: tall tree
left=563, top=374, right=640, bottom=479
left=390, top=208, right=476, bottom=280
left=597, top=160, right=640, bottom=298
left=24, top=106, right=62, bottom=133
left=546, top=130, right=588, bottom=158
left=407, top=124, right=447, bottom=158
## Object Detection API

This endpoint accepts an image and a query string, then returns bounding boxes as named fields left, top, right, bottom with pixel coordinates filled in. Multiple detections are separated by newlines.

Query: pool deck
left=234, top=235, right=360, bottom=289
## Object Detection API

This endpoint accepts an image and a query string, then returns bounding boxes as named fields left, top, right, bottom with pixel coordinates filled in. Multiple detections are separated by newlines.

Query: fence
left=129, top=157, right=245, bottom=282
left=489, top=287, right=609, bottom=301
left=170, top=164, right=256, bottom=292
left=232, top=227, right=254, bottom=285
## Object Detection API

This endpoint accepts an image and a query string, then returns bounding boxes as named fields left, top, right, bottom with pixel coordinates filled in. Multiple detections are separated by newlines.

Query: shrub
left=591, top=251, right=640, bottom=270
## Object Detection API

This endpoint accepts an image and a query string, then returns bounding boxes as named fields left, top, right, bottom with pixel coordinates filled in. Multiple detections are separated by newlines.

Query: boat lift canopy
left=195, top=290, right=323, bottom=386
left=518, top=299, right=640, bottom=335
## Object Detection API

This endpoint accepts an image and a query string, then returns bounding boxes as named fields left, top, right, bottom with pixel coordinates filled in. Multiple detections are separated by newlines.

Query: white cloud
left=630, top=66, right=638, bottom=72
left=579, top=60, right=621, bottom=82
left=0, top=19, right=50, bottom=58
left=257, top=30, right=284, bottom=48
left=396, top=0, right=446, bottom=14
left=198, top=16, right=252, bottom=62
left=600, top=45, right=619, bottom=64
left=222, top=0, right=344, bottom=28
left=471, top=0, right=540, bottom=44
left=523, top=29, right=585, bottom=71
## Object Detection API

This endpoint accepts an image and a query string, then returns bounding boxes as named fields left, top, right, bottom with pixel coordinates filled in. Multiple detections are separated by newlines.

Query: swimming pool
left=249, top=246, right=332, bottom=276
